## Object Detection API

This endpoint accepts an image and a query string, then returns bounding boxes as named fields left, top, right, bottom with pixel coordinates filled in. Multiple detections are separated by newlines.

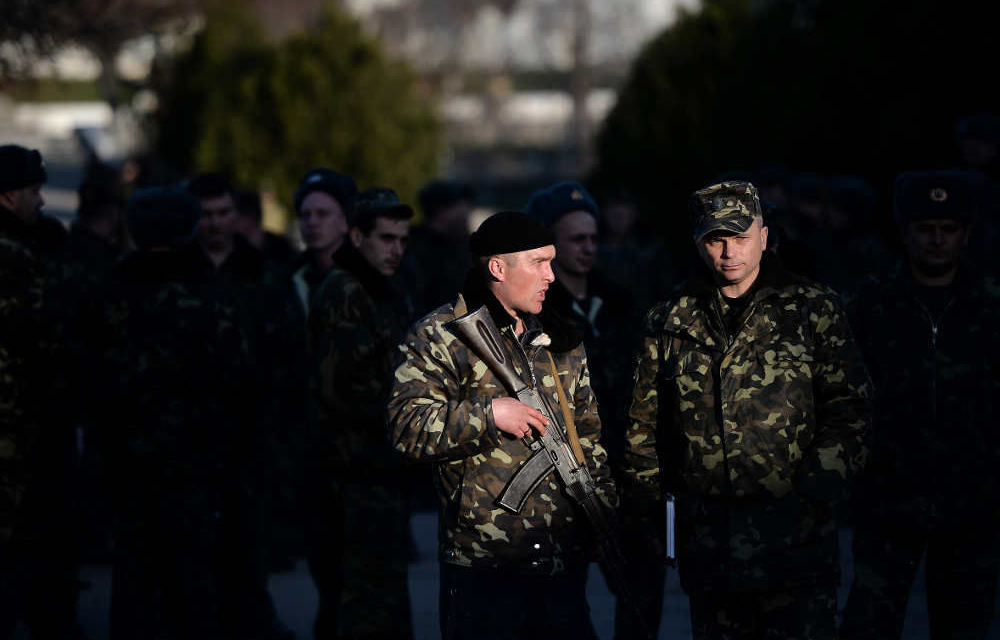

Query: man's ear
left=487, top=255, right=506, bottom=282
left=760, top=225, right=768, bottom=251
left=349, top=227, right=363, bottom=249
left=0, top=192, right=15, bottom=210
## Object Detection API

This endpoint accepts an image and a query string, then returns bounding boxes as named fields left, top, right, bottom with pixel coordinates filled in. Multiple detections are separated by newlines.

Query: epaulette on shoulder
left=643, top=297, right=682, bottom=333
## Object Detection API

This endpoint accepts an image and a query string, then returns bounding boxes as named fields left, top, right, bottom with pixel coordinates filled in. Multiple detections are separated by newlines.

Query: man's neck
left=910, top=262, right=959, bottom=287
left=311, top=239, right=344, bottom=273
left=488, top=285, right=526, bottom=336
left=554, top=264, right=588, bottom=301
left=201, top=242, right=233, bottom=268
left=718, top=268, right=760, bottom=299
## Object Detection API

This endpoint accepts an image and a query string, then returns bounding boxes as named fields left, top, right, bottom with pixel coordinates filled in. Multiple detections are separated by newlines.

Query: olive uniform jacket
left=387, top=278, right=617, bottom=574
left=624, top=254, right=872, bottom=592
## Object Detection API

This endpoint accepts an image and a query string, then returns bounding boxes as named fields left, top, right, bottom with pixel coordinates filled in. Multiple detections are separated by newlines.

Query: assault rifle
left=447, top=305, right=650, bottom=638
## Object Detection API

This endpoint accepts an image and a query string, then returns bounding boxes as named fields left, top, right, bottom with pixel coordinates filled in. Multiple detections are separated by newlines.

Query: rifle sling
left=546, top=352, right=586, bottom=465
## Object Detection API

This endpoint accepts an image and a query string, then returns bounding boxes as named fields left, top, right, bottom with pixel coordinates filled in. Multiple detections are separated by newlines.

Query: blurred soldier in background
left=187, top=173, right=303, bottom=640
left=291, top=168, right=358, bottom=314
left=526, top=181, right=634, bottom=471
left=524, top=181, right=648, bottom=638
left=0, top=145, right=82, bottom=640
left=399, top=179, right=474, bottom=318
left=841, top=171, right=1000, bottom=640
left=956, top=114, right=1000, bottom=275
left=105, top=186, right=251, bottom=640
left=624, top=182, right=871, bottom=640
left=307, top=187, right=415, bottom=640
left=234, top=187, right=297, bottom=267
left=52, top=169, right=126, bottom=566
left=596, top=187, right=678, bottom=320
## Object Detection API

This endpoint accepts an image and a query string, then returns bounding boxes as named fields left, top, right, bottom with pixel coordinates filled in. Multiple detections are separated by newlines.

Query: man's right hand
left=492, top=397, right=548, bottom=438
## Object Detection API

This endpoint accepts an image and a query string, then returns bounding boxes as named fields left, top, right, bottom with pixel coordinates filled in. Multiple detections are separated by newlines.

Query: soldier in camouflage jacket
left=624, top=182, right=871, bottom=640
left=388, top=211, right=616, bottom=640
left=840, top=171, right=1000, bottom=640
left=306, top=187, right=415, bottom=640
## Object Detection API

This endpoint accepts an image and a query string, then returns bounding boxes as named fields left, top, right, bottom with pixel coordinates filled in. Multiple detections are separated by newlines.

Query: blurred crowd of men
left=1, top=110, right=999, bottom=640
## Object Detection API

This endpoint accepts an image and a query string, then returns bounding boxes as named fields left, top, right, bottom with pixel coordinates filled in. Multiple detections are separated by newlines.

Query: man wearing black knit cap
left=0, top=144, right=67, bottom=256
left=292, top=167, right=358, bottom=313
left=388, top=211, right=618, bottom=640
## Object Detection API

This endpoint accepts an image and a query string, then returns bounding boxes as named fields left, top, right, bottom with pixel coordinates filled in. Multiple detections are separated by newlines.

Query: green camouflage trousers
left=688, top=584, right=837, bottom=640
left=337, top=482, right=413, bottom=640
left=841, top=514, right=1000, bottom=640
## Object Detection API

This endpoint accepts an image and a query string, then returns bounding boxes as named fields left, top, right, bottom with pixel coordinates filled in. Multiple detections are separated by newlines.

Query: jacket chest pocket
left=665, top=350, right=714, bottom=400
left=754, top=340, right=816, bottom=423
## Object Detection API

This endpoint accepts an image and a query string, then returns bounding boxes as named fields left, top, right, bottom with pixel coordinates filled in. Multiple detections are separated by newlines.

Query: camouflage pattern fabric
left=197, top=237, right=309, bottom=572
left=309, top=245, right=412, bottom=476
left=844, top=265, right=1000, bottom=519
left=44, top=224, right=124, bottom=559
left=689, top=181, right=761, bottom=241
left=689, top=584, right=837, bottom=640
left=0, top=237, right=46, bottom=544
left=1, top=209, right=89, bottom=638
left=336, top=482, right=412, bottom=640
left=387, top=291, right=617, bottom=574
left=840, top=264, right=1000, bottom=640
left=623, top=254, right=871, bottom=593
left=307, top=242, right=414, bottom=639
left=103, top=247, right=253, bottom=640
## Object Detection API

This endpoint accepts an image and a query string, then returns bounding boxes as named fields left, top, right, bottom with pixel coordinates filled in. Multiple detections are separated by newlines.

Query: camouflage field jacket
left=848, top=265, right=1000, bottom=522
left=387, top=290, right=616, bottom=573
left=0, top=237, right=47, bottom=543
left=624, top=256, right=871, bottom=591
left=309, top=244, right=412, bottom=481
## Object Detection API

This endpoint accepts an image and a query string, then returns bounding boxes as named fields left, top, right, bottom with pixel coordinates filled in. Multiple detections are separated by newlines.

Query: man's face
left=0, top=184, right=45, bottom=223
left=298, top=191, right=347, bottom=254
left=351, top=216, right=410, bottom=276
left=697, top=218, right=768, bottom=292
left=434, top=200, right=473, bottom=239
left=603, top=201, right=638, bottom=240
left=902, top=217, right=970, bottom=275
left=197, top=193, right=238, bottom=252
left=493, top=245, right=556, bottom=315
left=552, top=210, right=597, bottom=277
left=234, top=214, right=261, bottom=242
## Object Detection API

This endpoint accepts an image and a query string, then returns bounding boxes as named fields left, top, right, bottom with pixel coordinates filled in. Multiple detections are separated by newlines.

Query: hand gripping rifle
left=447, top=305, right=651, bottom=638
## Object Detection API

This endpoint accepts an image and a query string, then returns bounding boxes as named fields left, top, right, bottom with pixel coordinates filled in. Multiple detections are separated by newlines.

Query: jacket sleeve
left=566, top=346, right=618, bottom=511
left=311, top=279, right=389, bottom=427
left=796, top=290, right=873, bottom=504
left=622, top=303, right=670, bottom=513
left=388, top=316, right=503, bottom=462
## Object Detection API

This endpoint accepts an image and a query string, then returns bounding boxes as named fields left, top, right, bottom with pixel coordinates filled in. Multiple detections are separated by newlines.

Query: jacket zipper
left=916, top=297, right=955, bottom=422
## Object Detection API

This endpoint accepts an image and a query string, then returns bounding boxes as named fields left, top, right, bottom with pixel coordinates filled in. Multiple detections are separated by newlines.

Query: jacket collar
left=458, top=268, right=571, bottom=351
left=332, top=241, right=394, bottom=299
left=670, top=252, right=797, bottom=351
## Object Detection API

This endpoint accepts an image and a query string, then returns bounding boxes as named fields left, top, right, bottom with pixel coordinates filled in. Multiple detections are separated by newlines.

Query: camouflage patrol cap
left=689, top=181, right=761, bottom=242
left=350, top=186, right=414, bottom=228
left=893, top=170, right=976, bottom=223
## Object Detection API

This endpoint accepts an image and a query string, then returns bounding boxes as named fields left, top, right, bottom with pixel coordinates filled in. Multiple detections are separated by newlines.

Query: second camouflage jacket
left=624, top=254, right=872, bottom=591
left=387, top=279, right=617, bottom=574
